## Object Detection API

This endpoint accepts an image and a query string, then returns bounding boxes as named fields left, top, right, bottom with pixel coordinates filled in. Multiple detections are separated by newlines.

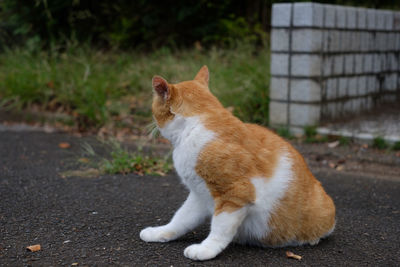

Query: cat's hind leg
left=140, top=192, right=209, bottom=243
left=184, top=207, right=248, bottom=261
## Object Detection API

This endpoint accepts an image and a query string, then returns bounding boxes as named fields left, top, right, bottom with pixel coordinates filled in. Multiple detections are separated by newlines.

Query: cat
left=140, top=66, right=336, bottom=261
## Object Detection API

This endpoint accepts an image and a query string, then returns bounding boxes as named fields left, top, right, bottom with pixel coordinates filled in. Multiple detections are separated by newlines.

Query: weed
left=339, top=136, right=351, bottom=146
left=101, top=142, right=172, bottom=176
left=372, top=136, right=389, bottom=150
left=276, top=127, right=292, bottom=139
left=303, top=126, right=328, bottom=143
left=392, top=141, right=400, bottom=151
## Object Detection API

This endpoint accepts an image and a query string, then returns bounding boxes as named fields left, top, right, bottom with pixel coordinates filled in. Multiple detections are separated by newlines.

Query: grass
left=0, top=43, right=270, bottom=130
left=304, top=126, right=328, bottom=143
left=372, top=136, right=389, bottom=150
left=61, top=139, right=173, bottom=178
left=392, top=141, right=400, bottom=151
left=101, top=141, right=172, bottom=176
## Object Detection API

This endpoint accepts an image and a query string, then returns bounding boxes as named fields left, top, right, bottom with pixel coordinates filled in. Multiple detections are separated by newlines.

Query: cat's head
left=151, top=66, right=222, bottom=128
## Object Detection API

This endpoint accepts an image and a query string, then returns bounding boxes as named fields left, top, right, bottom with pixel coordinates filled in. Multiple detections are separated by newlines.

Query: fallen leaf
left=26, top=244, right=41, bottom=252
left=328, top=140, right=340, bottom=148
left=58, top=142, right=71, bottom=149
left=78, top=158, right=90, bottom=164
left=286, top=251, right=302, bottom=260
left=336, top=165, right=345, bottom=171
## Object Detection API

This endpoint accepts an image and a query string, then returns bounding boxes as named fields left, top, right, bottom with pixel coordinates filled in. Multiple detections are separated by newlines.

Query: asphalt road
left=1, top=131, right=399, bottom=266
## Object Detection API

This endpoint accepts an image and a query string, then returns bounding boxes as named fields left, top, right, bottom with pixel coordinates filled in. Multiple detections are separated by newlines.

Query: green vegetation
left=0, top=43, right=270, bottom=130
left=304, top=126, right=328, bottom=143
left=60, top=140, right=173, bottom=178
left=101, top=141, right=172, bottom=176
left=372, top=136, right=389, bottom=150
left=339, top=136, right=351, bottom=146
left=276, top=127, right=293, bottom=140
left=392, top=141, right=400, bottom=151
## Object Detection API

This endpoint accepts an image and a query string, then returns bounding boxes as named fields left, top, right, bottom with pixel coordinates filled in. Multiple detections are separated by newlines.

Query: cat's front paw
left=140, top=226, right=176, bottom=243
left=184, top=244, right=218, bottom=261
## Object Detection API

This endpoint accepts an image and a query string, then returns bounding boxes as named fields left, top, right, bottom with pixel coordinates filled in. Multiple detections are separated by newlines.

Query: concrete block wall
left=269, top=2, right=400, bottom=131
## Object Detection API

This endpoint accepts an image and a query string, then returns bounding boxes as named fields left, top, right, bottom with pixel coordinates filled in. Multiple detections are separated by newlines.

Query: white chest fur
left=159, top=115, right=215, bottom=209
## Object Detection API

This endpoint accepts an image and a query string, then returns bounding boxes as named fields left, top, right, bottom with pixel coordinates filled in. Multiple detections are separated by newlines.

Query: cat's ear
left=152, top=76, right=171, bottom=100
left=194, top=65, right=209, bottom=86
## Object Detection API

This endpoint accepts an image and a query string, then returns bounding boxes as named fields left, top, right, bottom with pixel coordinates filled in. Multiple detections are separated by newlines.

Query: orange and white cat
left=140, top=66, right=335, bottom=261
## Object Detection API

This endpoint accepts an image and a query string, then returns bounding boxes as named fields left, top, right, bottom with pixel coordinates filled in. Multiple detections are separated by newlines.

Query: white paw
left=184, top=244, right=218, bottom=261
left=139, top=226, right=176, bottom=242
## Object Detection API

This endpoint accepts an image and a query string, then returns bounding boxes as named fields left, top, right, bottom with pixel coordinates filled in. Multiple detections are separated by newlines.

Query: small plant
left=339, top=136, right=350, bottom=146
left=304, top=126, right=328, bottom=143
left=101, top=141, right=172, bottom=176
left=276, top=127, right=293, bottom=139
left=372, top=136, right=389, bottom=150
left=392, top=141, right=400, bottom=151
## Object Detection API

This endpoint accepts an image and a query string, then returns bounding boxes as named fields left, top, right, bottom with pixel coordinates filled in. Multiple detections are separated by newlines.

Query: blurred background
left=0, top=0, right=399, bottom=134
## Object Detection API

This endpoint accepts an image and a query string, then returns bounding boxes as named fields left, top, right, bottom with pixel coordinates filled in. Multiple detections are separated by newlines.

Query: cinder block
left=329, top=30, right=341, bottom=52
left=355, top=54, right=363, bottom=74
left=323, top=56, right=333, bottom=76
left=394, top=12, right=400, bottom=30
left=389, top=53, right=398, bottom=71
left=376, top=11, right=386, bottom=30
left=270, top=53, right=289, bottom=76
left=270, top=77, right=288, bottom=100
left=383, top=11, right=394, bottom=30
left=357, top=8, right=367, bottom=29
left=368, top=32, right=376, bottom=51
left=333, top=55, right=344, bottom=75
left=364, top=54, right=373, bottom=73
left=352, top=99, right=362, bottom=113
left=396, top=34, right=400, bottom=51
left=376, top=33, right=385, bottom=52
left=359, top=32, right=368, bottom=51
left=292, top=29, right=322, bottom=52
left=343, top=100, right=353, bottom=113
left=380, top=54, right=388, bottom=72
left=367, top=9, right=376, bottom=30
left=339, top=78, right=348, bottom=97
left=350, top=32, right=361, bottom=51
left=368, top=76, right=377, bottom=94
left=326, top=103, right=336, bottom=117
left=293, top=2, right=323, bottom=27
left=341, top=31, right=351, bottom=51
left=387, top=73, right=397, bottom=91
left=291, top=55, right=322, bottom=76
left=347, top=7, right=357, bottom=29
left=348, top=77, right=358, bottom=96
left=291, top=79, right=322, bottom=102
left=366, top=96, right=373, bottom=109
left=289, top=103, right=321, bottom=126
left=269, top=101, right=288, bottom=125
left=388, top=33, right=396, bottom=50
left=271, top=29, right=290, bottom=52
left=335, top=6, right=346, bottom=28
left=324, top=5, right=336, bottom=28
left=358, top=76, right=367, bottom=95
left=373, top=54, right=381, bottom=73
left=360, top=32, right=370, bottom=51
left=326, top=78, right=337, bottom=100
left=344, top=55, right=354, bottom=74
left=272, top=3, right=292, bottom=27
